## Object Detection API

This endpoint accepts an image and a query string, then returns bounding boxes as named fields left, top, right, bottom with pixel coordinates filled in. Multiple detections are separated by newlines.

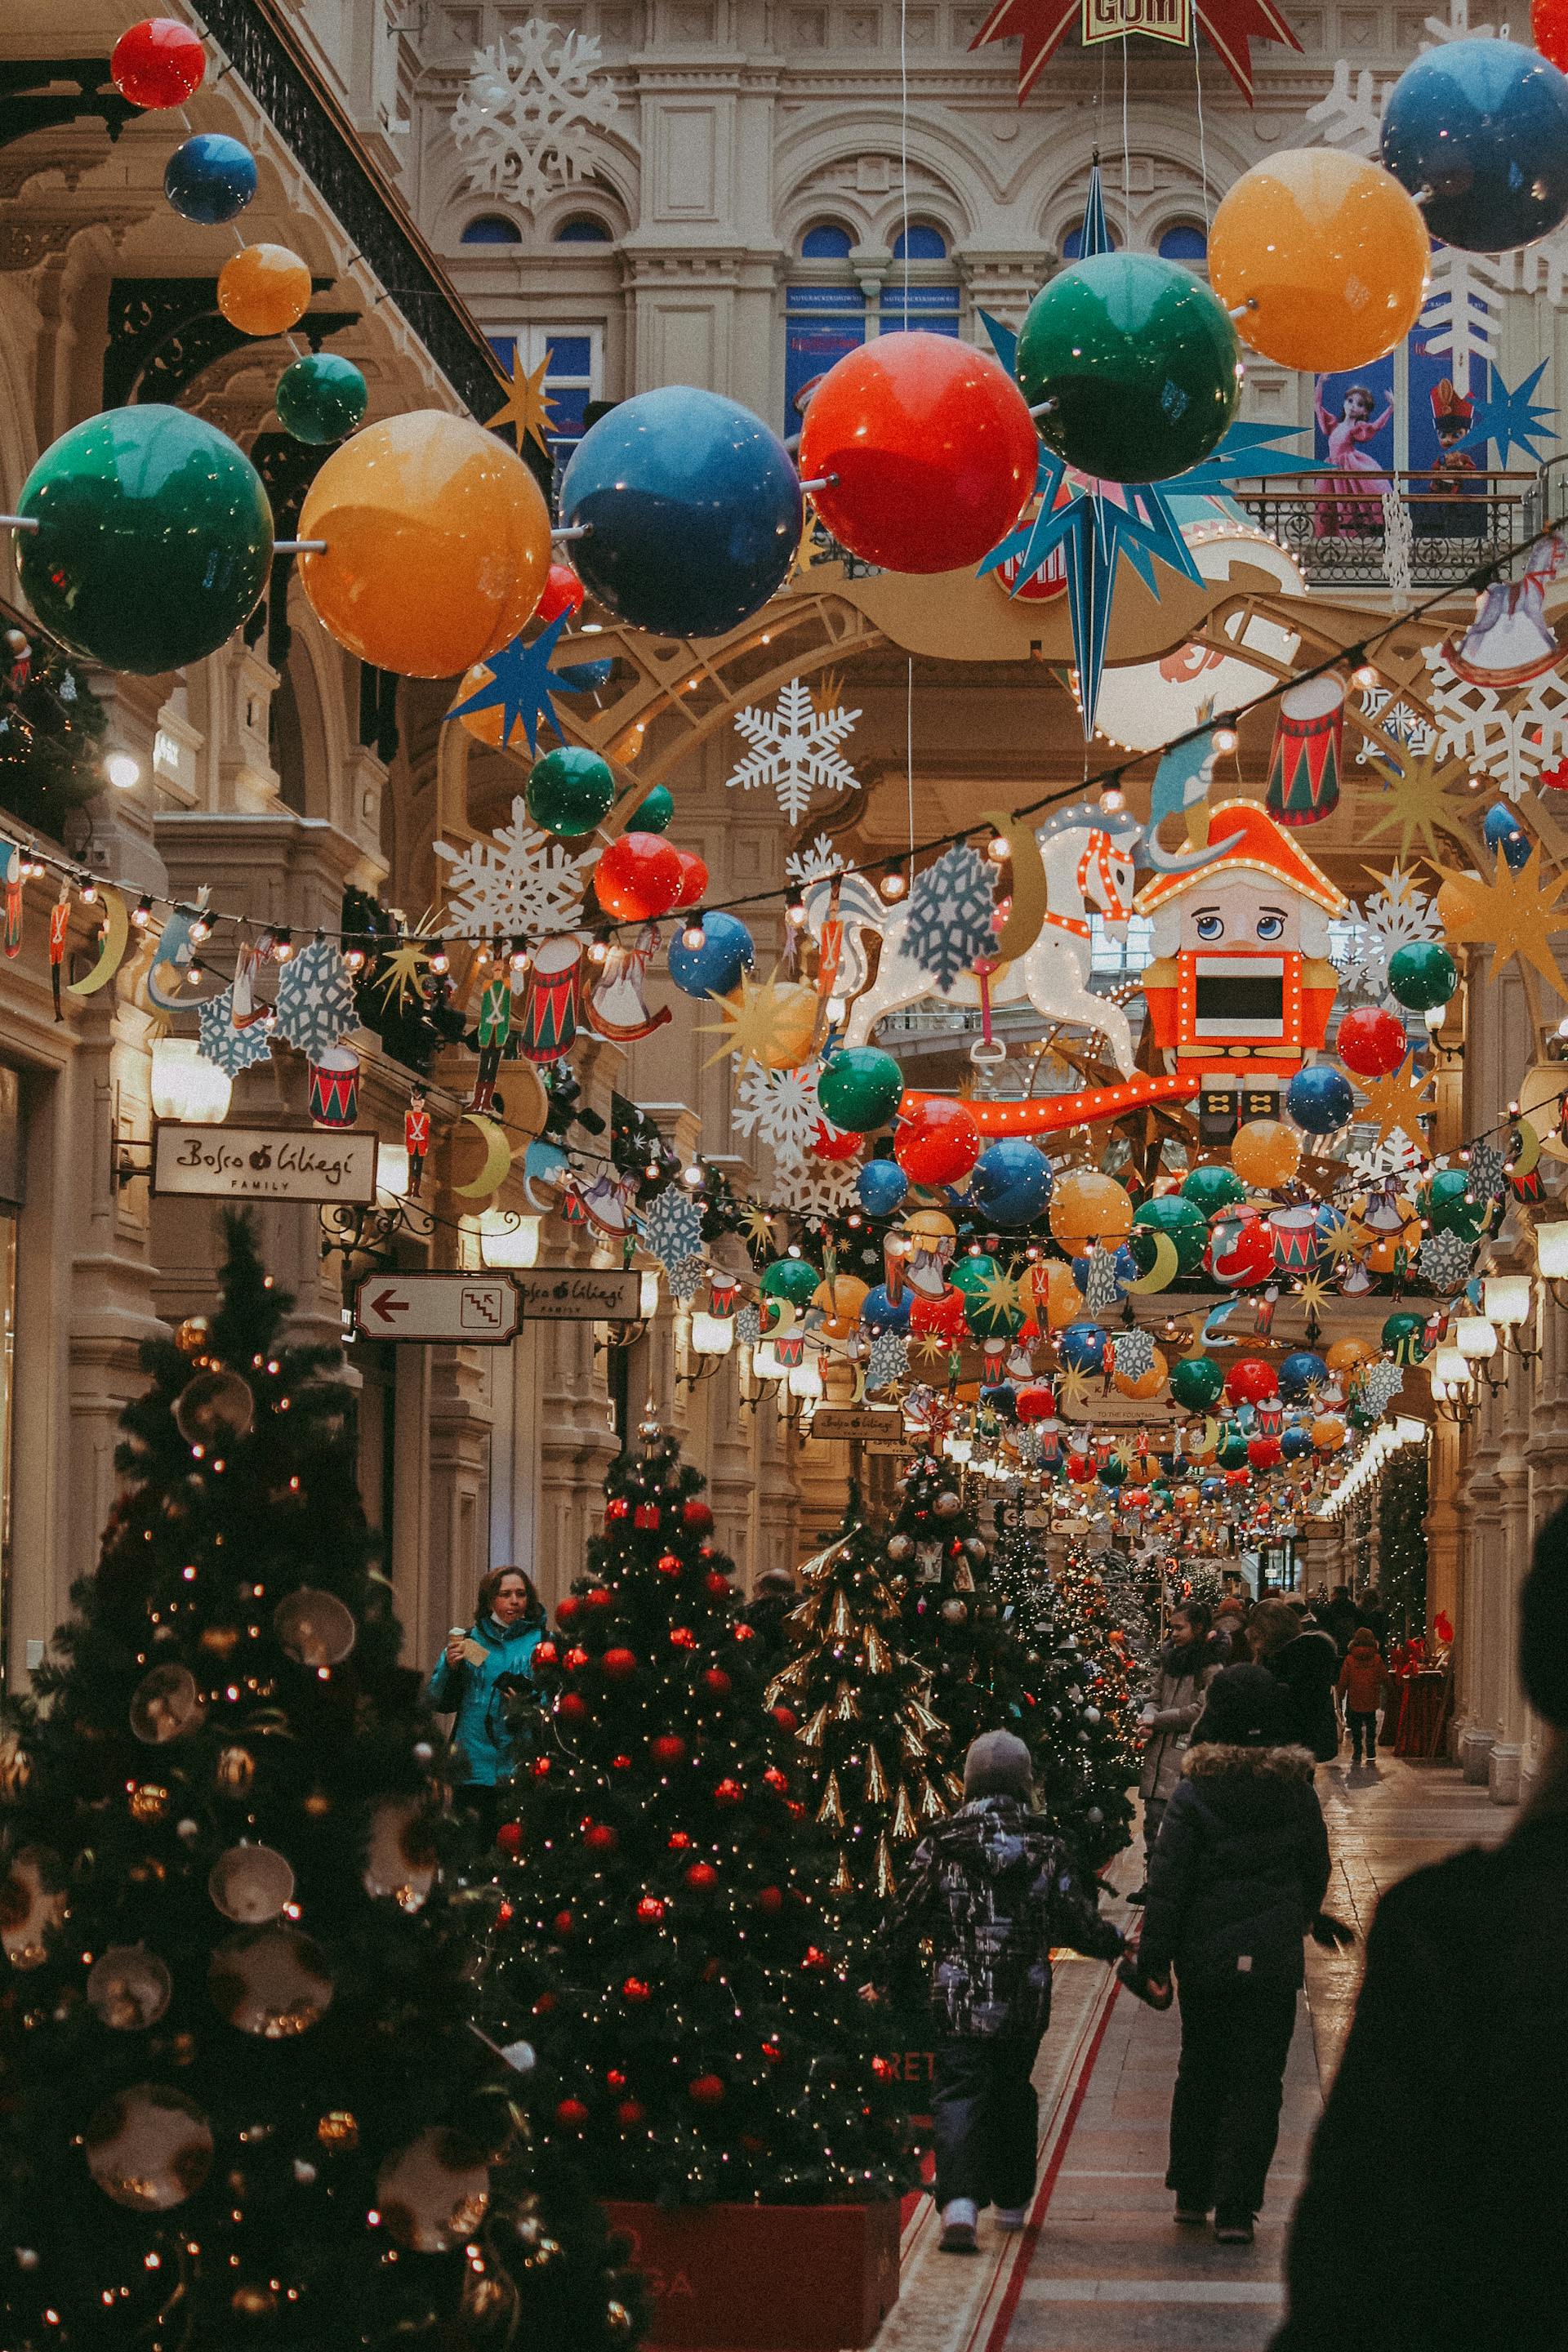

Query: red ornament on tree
left=496, top=1820, right=523, bottom=1858
left=684, top=1860, right=719, bottom=1891
left=635, top=1503, right=661, bottom=1530
left=733, top=1624, right=755, bottom=1645
left=601, top=1646, right=638, bottom=1681
left=703, top=1667, right=733, bottom=1696
left=584, top=1585, right=615, bottom=1611
left=617, top=2098, right=647, bottom=2129
left=621, top=1976, right=652, bottom=2002
left=683, top=1500, right=714, bottom=1533
left=714, top=1776, right=744, bottom=1806
left=111, top=17, right=207, bottom=107
left=635, top=1895, right=666, bottom=1922
left=668, top=1831, right=693, bottom=1851
left=555, top=2096, right=590, bottom=2129
left=670, top=1626, right=697, bottom=1650
left=688, top=2073, right=726, bottom=2106
left=584, top=1820, right=618, bottom=1853
left=770, top=1704, right=798, bottom=1732
left=651, top=1733, right=687, bottom=1765
left=558, top=1690, right=590, bottom=1725
left=756, top=1884, right=784, bottom=1915
left=554, top=1909, right=575, bottom=1936
left=556, top=1595, right=581, bottom=1624
left=763, top=1765, right=790, bottom=1794
left=532, top=1639, right=559, bottom=1669
left=564, top=1645, right=590, bottom=1672
left=704, top=1570, right=730, bottom=1598
left=606, top=1498, right=630, bottom=1522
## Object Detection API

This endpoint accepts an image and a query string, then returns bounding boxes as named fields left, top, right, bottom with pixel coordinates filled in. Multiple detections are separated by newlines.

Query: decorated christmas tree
left=990, top=1516, right=1139, bottom=1873
left=0, top=1217, right=638, bottom=2352
left=886, top=1450, right=1031, bottom=1757
left=483, top=1425, right=911, bottom=2206
left=764, top=1494, right=953, bottom=1913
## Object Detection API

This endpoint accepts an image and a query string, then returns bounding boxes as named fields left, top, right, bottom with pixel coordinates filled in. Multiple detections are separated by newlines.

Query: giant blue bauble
left=560, top=388, right=803, bottom=637
left=163, top=132, right=257, bottom=224
left=1482, top=800, right=1531, bottom=869
left=1381, top=38, right=1568, bottom=251
left=1058, top=1320, right=1107, bottom=1374
left=860, top=1282, right=911, bottom=1334
left=1278, top=1349, right=1328, bottom=1402
left=1287, top=1062, right=1356, bottom=1134
left=667, top=908, right=754, bottom=999
left=1281, top=1426, right=1313, bottom=1460
left=857, top=1160, right=909, bottom=1218
left=968, top=1138, right=1054, bottom=1227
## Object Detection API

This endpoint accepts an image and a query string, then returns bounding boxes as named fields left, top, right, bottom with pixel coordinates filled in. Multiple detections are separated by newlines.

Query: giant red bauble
left=1226, top=1356, right=1279, bottom=1407
left=111, top=17, right=207, bottom=107
left=683, top=1500, right=714, bottom=1533
left=671, top=848, right=709, bottom=909
left=895, top=1096, right=981, bottom=1187
left=811, top=1120, right=863, bottom=1163
left=1336, top=1004, right=1409, bottom=1080
left=594, top=832, right=683, bottom=922
left=688, top=2072, right=726, bottom=2105
left=537, top=559, right=585, bottom=625
left=1248, top=1435, right=1283, bottom=1470
left=799, top=332, right=1037, bottom=574
left=1015, top=1384, right=1057, bottom=1423
left=909, top=1286, right=969, bottom=1345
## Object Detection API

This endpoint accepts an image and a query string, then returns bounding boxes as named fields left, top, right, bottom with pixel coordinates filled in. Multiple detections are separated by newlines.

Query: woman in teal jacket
left=425, top=1565, right=546, bottom=1833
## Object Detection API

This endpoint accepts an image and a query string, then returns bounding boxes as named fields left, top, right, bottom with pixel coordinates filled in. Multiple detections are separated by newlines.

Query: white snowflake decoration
left=1381, top=481, right=1414, bottom=611
left=785, top=833, right=847, bottom=888
left=1419, top=248, right=1508, bottom=386
left=1422, top=0, right=1498, bottom=42
left=1468, top=1138, right=1508, bottom=1200
left=1419, top=1227, right=1476, bottom=1291
left=726, top=678, right=861, bottom=825
left=732, top=1062, right=826, bottom=1173
left=273, top=938, right=358, bottom=1059
left=736, top=1303, right=763, bottom=1349
left=866, top=1330, right=909, bottom=1393
left=639, top=1187, right=703, bottom=1275
left=669, top=1251, right=707, bottom=1302
left=1356, top=1360, right=1407, bottom=1418
left=1355, top=691, right=1434, bottom=764
left=1111, top=1327, right=1155, bottom=1383
left=907, top=844, right=997, bottom=990
left=1347, top=1129, right=1427, bottom=1182
left=1422, top=644, right=1568, bottom=802
left=1337, top=865, right=1445, bottom=1001
left=452, top=22, right=617, bottom=213
left=772, top=1158, right=862, bottom=1220
left=434, top=799, right=591, bottom=938
left=198, top=984, right=273, bottom=1078
left=1303, top=58, right=1388, bottom=154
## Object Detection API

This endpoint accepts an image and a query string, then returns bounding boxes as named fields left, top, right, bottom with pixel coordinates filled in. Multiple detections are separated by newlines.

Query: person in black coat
left=1321, top=1585, right=1361, bottom=1656
left=1272, top=1505, right=1568, bottom=2351
left=1133, top=1667, right=1331, bottom=2246
left=1249, top=1597, right=1341, bottom=1761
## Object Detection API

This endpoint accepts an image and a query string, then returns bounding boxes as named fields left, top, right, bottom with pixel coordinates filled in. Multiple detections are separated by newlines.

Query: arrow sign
left=353, top=1272, right=521, bottom=1346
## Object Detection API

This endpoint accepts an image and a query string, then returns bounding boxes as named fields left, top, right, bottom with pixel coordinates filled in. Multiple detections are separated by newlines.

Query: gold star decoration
left=1351, top=1054, right=1437, bottom=1148
left=1058, top=1363, right=1092, bottom=1414
left=1436, top=848, right=1568, bottom=1000
left=911, top=1330, right=954, bottom=1367
left=372, top=937, right=433, bottom=1012
left=1294, top=1272, right=1334, bottom=1325
left=485, top=343, right=556, bottom=456
left=1363, top=738, right=1473, bottom=862
left=971, top=1263, right=1022, bottom=1325
left=697, top=972, right=818, bottom=1073
left=1313, top=1211, right=1363, bottom=1267
left=739, top=1202, right=774, bottom=1249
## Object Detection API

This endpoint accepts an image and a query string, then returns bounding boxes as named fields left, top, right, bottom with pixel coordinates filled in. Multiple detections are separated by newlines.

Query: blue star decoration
left=1454, top=361, right=1556, bottom=470
left=443, top=610, right=573, bottom=757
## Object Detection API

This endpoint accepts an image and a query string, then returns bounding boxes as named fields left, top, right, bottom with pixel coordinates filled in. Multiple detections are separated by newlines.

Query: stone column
left=1457, top=1382, right=1503, bottom=1780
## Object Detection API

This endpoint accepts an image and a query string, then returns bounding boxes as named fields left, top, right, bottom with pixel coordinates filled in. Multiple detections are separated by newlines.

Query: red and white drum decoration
left=308, top=1046, right=359, bottom=1129
left=519, top=937, right=582, bottom=1063
left=1266, top=674, right=1344, bottom=828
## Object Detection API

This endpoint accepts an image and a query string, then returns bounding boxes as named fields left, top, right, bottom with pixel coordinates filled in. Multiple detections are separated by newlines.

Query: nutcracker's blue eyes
left=1256, top=911, right=1285, bottom=942
left=1195, top=912, right=1223, bottom=942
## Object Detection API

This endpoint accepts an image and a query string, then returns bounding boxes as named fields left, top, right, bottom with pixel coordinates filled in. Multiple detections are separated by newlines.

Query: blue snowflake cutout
left=198, top=985, right=274, bottom=1078
left=274, top=938, right=359, bottom=1058
left=908, top=844, right=996, bottom=990
left=444, top=611, right=572, bottom=758
left=639, top=1186, right=703, bottom=1276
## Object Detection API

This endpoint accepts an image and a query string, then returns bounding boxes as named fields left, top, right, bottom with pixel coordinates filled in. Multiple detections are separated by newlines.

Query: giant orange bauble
left=1049, top=1169, right=1134, bottom=1255
left=217, top=244, right=311, bottom=338
left=1209, top=150, right=1429, bottom=373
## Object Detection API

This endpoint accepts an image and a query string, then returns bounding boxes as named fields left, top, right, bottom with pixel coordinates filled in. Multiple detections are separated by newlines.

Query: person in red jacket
left=1337, top=1626, right=1388, bottom=1766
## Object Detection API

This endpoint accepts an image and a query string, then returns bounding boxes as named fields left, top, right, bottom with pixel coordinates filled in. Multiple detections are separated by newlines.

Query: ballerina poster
left=1313, top=360, right=1394, bottom=535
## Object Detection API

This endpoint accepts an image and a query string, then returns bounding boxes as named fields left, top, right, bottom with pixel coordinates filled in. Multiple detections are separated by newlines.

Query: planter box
left=601, top=2198, right=900, bottom=2350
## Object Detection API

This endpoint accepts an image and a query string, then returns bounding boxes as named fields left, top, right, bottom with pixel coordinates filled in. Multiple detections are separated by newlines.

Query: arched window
left=801, top=222, right=854, bottom=259
left=786, top=222, right=867, bottom=426
left=883, top=220, right=959, bottom=336
left=892, top=222, right=947, bottom=261
left=1062, top=221, right=1121, bottom=260
left=1158, top=221, right=1209, bottom=264
left=555, top=215, right=613, bottom=243
left=461, top=215, right=522, bottom=245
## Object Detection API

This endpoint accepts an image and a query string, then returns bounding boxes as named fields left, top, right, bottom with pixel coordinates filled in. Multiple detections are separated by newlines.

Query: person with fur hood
left=1134, top=1600, right=1223, bottom=1900
left=1130, top=1666, right=1334, bottom=2246
left=890, top=1731, right=1125, bottom=2253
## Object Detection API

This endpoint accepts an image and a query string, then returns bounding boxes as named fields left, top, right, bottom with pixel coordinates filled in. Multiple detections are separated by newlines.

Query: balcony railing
left=1235, top=471, right=1539, bottom=589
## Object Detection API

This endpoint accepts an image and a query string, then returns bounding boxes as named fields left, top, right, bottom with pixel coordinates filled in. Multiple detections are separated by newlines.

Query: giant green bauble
left=950, top=1251, right=1024, bottom=1339
left=817, top=1047, right=903, bottom=1134
left=1134, top=1192, right=1208, bottom=1276
left=18, top=404, right=273, bottom=675
left=1387, top=939, right=1458, bottom=1012
left=526, top=745, right=617, bottom=838
left=1181, top=1161, right=1246, bottom=1215
left=1016, top=254, right=1241, bottom=486
left=1422, top=1166, right=1486, bottom=1241
left=760, top=1256, right=820, bottom=1308
left=1169, top=1352, right=1225, bottom=1411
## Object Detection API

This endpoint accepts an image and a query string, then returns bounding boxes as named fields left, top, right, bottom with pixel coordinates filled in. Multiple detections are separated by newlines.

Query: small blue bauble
left=1281, top=1425, right=1314, bottom=1461
left=860, top=1283, right=911, bottom=1334
left=856, top=1160, right=909, bottom=1218
left=1381, top=38, right=1568, bottom=252
left=1058, top=1319, right=1107, bottom=1374
left=968, top=1138, right=1054, bottom=1227
left=560, top=388, right=803, bottom=637
left=1482, top=801, right=1531, bottom=869
left=1278, top=1349, right=1328, bottom=1402
left=1288, top=1062, right=1356, bottom=1134
left=164, top=133, right=257, bottom=225
left=667, top=910, right=755, bottom=999
left=1200, top=1477, right=1223, bottom=1501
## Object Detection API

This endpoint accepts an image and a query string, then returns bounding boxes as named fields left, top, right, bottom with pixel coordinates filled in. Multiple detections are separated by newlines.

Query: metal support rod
left=0, top=515, right=40, bottom=533
left=551, top=523, right=592, bottom=542
left=797, top=474, right=840, bottom=491
left=1027, top=399, right=1058, bottom=417
left=273, top=539, right=328, bottom=555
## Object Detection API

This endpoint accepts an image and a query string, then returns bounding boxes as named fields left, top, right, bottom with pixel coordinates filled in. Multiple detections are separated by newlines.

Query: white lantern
left=638, top=1268, right=660, bottom=1321
left=1482, top=1274, right=1532, bottom=1329
left=1429, top=1344, right=1471, bottom=1392
left=478, top=1209, right=540, bottom=1268
left=754, top=1341, right=786, bottom=1380
left=150, top=1039, right=232, bottom=1125
left=690, top=1312, right=734, bottom=1357
left=1537, top=1222, right=1568, bottom=1282
left=787, top=1359, right=823, bottom=1400
left=1454, top=1316, right=1499, bottom=1361
left=376, top=1144, right=410, bottom=1204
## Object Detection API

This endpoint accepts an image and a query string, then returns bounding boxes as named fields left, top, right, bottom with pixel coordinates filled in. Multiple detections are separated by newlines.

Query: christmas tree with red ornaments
left=885, top=1450, right=1031, bottom=1762
left=482, top=1421, right=912, bottom=2206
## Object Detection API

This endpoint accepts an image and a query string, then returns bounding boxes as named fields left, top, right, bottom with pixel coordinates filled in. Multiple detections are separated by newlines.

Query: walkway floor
left=876, top=1756, right=1505, bottom=2352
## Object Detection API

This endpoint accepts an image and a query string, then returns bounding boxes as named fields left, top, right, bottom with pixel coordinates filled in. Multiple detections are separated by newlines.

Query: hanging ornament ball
left=933, top=1489, right=963, bottom=1517
left=939, top=1597, right=969, bottom=1624
left=173, top=1369, right=256, bottom=1448
left=1312, top=1413, right=1348, bottom=1453
left=1337, top=1004, right=1410, bottom=1079
left=857, top=1157, right=909, bottom=1218
left=87, top=1944, right=173, bottom=2031
left=274, top=352, right=368, bottom=447
left=1133, top=1192, right=1207, bottom=1276
left=216, top=244, right=311, bottom=338
left=1423, top=1165, right=1487, bottom=1239
left=1015, top=1382, right=1056, bottom=1423
left=1382, top=1308, right=1428, bottom=1363
left=163, top=132, right=257, bottom=225
left=1016, top=254, right=1241, bottom=485
left=671, top=848, right=709, bottom=909
left=818, top=1047, right=905, bottom=1134
left=273, top=1586, right=357, bottom=1668
left=1325, top=1337, right=1373, bottom=1376
left=1248, top=1434, right=1284, bottom=1471
left=1381, top=38, right=1568, bottom=251
left=669, top=907, right=754, bottom=998
left=1113, top=1343, right=1168, bottom=1402
left=1205, top=1209, right=1276, bottom=1289
left=376, top=2128, right=492, bottom=2253
left=1279, top=1348, right=1329, bottom=1401
left=860, top=1281, right=911, bottom=1334
left=16, top=406, right=272, bottom=677
left=526, top=745, right=617, bottom=839
left=951, top=1253, right=1022, bottom=1339
left=85, top=2085, right=213, bottom=2210
left=537, top=560, right=586, bottom=625
left=636, top=783, right=675, bottom=833
left=1287, top=1062, right=1356, bottom=1135
left=1181, top=1161, right=1246, bottom=1214
left=798, top=332, right=1037, bottom=573
left=895, top=1095, right=981, bottom=1187
left=559, top=386, right=800, bottom=637
left=1058, top=1319, right=1107, bottom=1375
left=1536, top=0, right=1568, bottom=68
left=813, top=1273, right=871, bottom=1338
left=1231, top=1119, right=1301, bottom=1192
left=298, top=412, right=550, bottom=678
left=760, top=1255, right=822, bottom=1310
left=112, top=18, right=207, bottom=106
left=1169, top=1352, right=1225, bottom=1411
left=1481, top=800, right=1533, bottom=869
left=908, top=1285, right=968, bottom=1347
left=968, top=1137, right=1054, bottom=1227
left=1386, top=939, right=1459, bottom=1012
left=1209, top=149, right=1430, bottom=372
left=594, top=831, right=684, bottom=923
left=1226, top=1356, right=1280, bottom=1407
left=1049, top=1167, right=1134, bottom=1255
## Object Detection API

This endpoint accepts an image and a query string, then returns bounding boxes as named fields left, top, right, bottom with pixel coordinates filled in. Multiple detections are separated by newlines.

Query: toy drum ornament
left=1266, top=674, right=1344, bottom=826
left=519, top=937, right=581, bottom=1063
left=308, top=1047, right=359, bottom=1129
left=1270, top=1203, right=1322, bottom=1274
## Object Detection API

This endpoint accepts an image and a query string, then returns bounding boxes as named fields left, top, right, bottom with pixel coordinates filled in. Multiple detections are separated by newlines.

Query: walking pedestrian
left=741, top=1566, right=798, bottom=1674
left=890, top=1730, right=1124, bottom=2252
left=1133, top=1603, right=1223, bottom=1901
left=1249, top=1595, right=1341, bottom=1761
left=1273, top=1502, right=1568, bottom=2349
left=425, top=1564, right=546, bottom=1839
left=1354, top=1588, right=1390, bottom=1650
left=1321, top=1584, right=1361, bottom=1656
left=1132, top=1666, right=1333, bottom=2247
left=1214, top=1595, right=1249, bottom=1661
left=1337, top=1626, right=1389, bottom=1766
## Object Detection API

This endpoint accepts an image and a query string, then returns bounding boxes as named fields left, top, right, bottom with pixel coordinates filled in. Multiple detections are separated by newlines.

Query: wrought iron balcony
left=1235, top=471, right=1539, bottom=590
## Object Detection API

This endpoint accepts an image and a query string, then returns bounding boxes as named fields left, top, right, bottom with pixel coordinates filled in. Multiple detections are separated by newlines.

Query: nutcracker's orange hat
left=1134, top=800, right=1347, bottom=918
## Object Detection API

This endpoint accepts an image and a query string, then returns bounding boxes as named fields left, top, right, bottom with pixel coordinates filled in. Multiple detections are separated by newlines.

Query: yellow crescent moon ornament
left=982, top=806, right=1046, bottom=968
left=1511, top=1116, right=1542, bottom=1184
left=1123, top=1229, right=1181, bottom=1295
left=65, top=887, right=129, bottom=998
left=451, top=1114, right=514, bottom=1202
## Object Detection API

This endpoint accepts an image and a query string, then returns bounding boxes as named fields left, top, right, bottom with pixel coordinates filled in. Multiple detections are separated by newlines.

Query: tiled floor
left=877, top=1755, right=1506, bottom=2352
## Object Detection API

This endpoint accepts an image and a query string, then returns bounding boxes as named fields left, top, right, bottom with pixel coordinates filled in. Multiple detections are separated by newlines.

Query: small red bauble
left=668, top=1831, right=693, bottom=1851
left=786, top=1800, right=807, bottom=1820
left=703, top=1667, right=733, bottom=1697
left=607, top=1499, right=630, bottom=1521
left=756, top=1884, right=784, bottom=1915
left=534, top=1993, right=556, bottom=2016
left=537, top=559, right=586, bottom=625
left=601, top=1646, right=638, bottom=1681
left=684, top=1860, right=718, bottom=1891
left=1066, top=1453, right=1097, bottom=1485
left=557, top=1691, right=590, bottom=1724
left=1248, top=1435, right=1283, bottom=1471
left=497, top=1900, right=514, bottom=1922
left=811, top=1119, right=863, bottom=1163
left=607, top=2069, right=627, bottom=2091
left=556, top=1595, right=581, bottom=1624
left=554, top=1909, right=574, bottom=1936
left=802, top=1944, right=830, bottom=1971
left=760, top=2040, right=783, bottom=2066
left=1226, top=1356, right=1279, bottom=1408
left=584, top=1820, right=618, bottom=1853
left=531, top=1757, right=551, bottom=1778
left=111, top=17, right=207, bottom=108
left=635, top=1503, right=661, bottom=1530
left=496, top=1821, right=523, bottom=1857
left=670, top=1626, right=697, bottom=1650
left=732, top=1626, right=755, bottom=1645
left=764, top=1765, right=790, bottom=1794
left=770, top=1704, right=798, bottom=1732
left=532, top=1639, right=559, bottom=1668
left=1337, top=1004, right=1408, bottom=1080
left=635, top=1895, right=666, bottom=1922
left=871, top=2056, right=895, bottom=2081
left=555, top=2096, right=590, bottom=2129
left=652, top=1733, right=687, bottom=1764
left=714, top=1776, right=744, bottom=1806
left=584, top=1585, right=614, bottom=1611
left=621, top=1976, right=652, bottom=2002
left=612, top=1753, right=632, bottom=1771
left=672, top=848, right=709, bottom=910
left=705, top=1570, right=730, bottom=1598
left=683, top=1500, right=714, bottom=1532
left=564, top=1645, right=590, bottom=1672
left=617, top=2098, right=647, bottom=2129
left=688, top=2073, right=726, bottom=2106
left=657, top=1552, right=682, bottom=1576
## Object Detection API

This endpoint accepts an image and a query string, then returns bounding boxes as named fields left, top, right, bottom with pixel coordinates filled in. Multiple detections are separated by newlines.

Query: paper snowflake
left=1355, top=691, right=1434, bottom=764
left=866, top=1330, right=909, bottom=1394
left=273, top=938, right=358, bottom=1059
left=907, top=844, right=997, bottom=990
left=1468, top=1139, right=1508, bottom=1200
left=452, top=21, right=617, bottom=212
left=736, top=1303, right=763, bottom=1348
left=1356, top=1361, right=1406, bottom=1418
left=198, top=984, right=274, bottom=1078
left=1423, top=644, right=1568, bottom=803
left=639, top=1187, right=703, bottom=1276
left=1347, top=1129, right=1427, bottom=1183
left=434, top=799, right=591, bottom=938
left=732, top=1062, right=826, bottom=1174
left=1111, top=1328, right=1155, bottom=1383
left=1083, top=1249, right=1124, bottom=1314
left=785, top=833, right=847, bottom=888
left=669, top=1251, right=707, bottom=1302
left=772, top=1158, right=862, bottom=1220
left=1381, top=482, right=1414, bottom=610
left=1337, top=866, right=1446, bottom=1001
left=1421, top=247, right=1508, bottom=386
left=726, top=678, right=861, bottom=825
left=1419, top=1227, right=1476, bottom=1291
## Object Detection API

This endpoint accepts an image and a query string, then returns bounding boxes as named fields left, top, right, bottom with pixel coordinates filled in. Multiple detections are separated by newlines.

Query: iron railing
left=1235, top=470, right=1539, bottom=589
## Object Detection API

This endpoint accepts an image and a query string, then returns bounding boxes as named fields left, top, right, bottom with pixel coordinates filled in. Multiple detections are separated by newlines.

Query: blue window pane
left=486, top=333, right=522, bottom=368
left=1158, top=223, right=1208, bottom=261
left=786, top=307, right=867, bottom=424
left=547, top=386, right=590, bottom=441
left=788, top=284, right=868, bottom=315
left=462, top=215, right=522, bottom=244
left=555, top=216, right=612, bottom=243
left=545, top=334, right=593, bottom=376
left=1063, top=225, right=1120, bottom=259
left=893, top=222, right=947, bottom=261
left=880, top=284, right=960, bottom=336
left=801, top=223, right=853, bottom=259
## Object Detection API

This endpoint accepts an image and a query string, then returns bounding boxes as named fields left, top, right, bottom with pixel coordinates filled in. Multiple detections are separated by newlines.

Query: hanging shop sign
left=514, top=1265, right=644, bottom=1322
left=152, top=1123, right=379, bottom=1203
left=808, top=1405, right=906, bottom=1443
left=354, top=1272, right=522, bottom=1345
left=1081, top=0, right=1192, bottom=43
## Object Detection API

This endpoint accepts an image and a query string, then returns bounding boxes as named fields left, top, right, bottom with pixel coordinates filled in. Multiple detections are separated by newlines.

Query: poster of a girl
left=1314, top=378, right=1393, bottom=537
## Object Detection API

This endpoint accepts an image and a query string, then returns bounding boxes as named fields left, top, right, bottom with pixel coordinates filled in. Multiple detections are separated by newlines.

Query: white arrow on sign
left=354, top=1272, right=521, bottom=1346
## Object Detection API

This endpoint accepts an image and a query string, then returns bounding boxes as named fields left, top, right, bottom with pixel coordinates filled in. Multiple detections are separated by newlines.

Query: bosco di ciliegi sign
left=152, top=1123, right=379, bottom=1204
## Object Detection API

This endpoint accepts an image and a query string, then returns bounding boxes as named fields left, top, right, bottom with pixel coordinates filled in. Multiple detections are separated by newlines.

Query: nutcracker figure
left=471, top=969, right=513, bottom=1111
left=405, top=1085, right=430, bottom=1196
